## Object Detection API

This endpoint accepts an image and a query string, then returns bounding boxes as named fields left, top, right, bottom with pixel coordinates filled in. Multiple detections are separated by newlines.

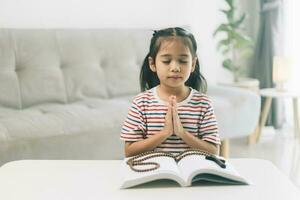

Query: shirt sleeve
left=120, top=96, right=146, bottom=142
left=198, top=97, right=221, bottom=145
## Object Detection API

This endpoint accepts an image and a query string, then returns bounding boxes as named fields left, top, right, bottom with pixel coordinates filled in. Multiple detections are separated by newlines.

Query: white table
left=0, top=159, right=299, bottom=200
left=250, top=88, right=300, bottom=143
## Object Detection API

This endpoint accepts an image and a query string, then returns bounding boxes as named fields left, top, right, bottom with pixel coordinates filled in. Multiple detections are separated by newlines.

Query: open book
left=120, top=150, right=249, bottom=189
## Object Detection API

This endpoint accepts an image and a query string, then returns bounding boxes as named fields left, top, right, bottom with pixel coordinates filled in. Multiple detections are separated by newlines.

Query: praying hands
left=162, top=96, right=186, bottom=138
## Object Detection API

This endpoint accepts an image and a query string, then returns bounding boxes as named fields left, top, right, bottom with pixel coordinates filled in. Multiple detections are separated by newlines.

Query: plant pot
left=219, top=77, right=260, bottom=93
left=234, top=77, right=260, bottom=92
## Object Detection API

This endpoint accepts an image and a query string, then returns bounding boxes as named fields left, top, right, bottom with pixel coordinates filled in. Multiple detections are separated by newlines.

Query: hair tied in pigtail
left=152, top=30, right=158, bottom=37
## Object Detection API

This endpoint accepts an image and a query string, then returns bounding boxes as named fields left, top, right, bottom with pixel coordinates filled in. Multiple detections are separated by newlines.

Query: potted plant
left=213, top=0, right=254, bottom=82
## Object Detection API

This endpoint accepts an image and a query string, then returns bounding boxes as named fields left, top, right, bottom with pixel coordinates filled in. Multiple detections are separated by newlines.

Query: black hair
left=139, top=27, right=207, bottom=93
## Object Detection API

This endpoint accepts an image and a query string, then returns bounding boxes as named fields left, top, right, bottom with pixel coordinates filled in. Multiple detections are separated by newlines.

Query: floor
left=230, top=125, right=300, bottom=189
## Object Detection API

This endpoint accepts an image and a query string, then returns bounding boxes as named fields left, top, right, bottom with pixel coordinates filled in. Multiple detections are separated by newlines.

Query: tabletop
left=0, top=159, right=299, bottom=200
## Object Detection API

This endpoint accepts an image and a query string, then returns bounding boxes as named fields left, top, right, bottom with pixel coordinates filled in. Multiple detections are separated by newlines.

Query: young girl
left=120, top=27, right=221, bottom=157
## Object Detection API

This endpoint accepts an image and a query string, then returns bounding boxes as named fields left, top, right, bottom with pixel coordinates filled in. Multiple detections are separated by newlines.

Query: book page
left=120, top=155, right=186, bottom=189
left=177, top=155, right=248, bottom=185
left=192, top=173, right=247, bottom=185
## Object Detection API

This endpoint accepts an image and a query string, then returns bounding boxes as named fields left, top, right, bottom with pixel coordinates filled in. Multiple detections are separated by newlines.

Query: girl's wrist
left=176, top=129, right=187, bottom=138
left=161, top=128, right=172, bottom=138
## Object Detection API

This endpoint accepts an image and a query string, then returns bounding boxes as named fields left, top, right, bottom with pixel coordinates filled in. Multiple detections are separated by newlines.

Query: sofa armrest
left=207, top=85, right=261, bottom=140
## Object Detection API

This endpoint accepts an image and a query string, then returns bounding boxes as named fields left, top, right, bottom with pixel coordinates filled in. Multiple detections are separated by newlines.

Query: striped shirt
left=120, top=86, right=221, bottom=154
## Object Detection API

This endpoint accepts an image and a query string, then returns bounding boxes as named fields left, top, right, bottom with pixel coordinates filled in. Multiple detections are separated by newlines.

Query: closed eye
left=179, top=60, right=188, bottom=63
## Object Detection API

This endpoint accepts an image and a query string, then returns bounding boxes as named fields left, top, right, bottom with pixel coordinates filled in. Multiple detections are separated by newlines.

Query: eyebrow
left=159, top=54, right=189, bottom=57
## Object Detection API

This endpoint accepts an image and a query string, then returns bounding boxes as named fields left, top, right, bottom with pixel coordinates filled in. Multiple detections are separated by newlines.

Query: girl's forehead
left=157, top=37, right=191, bottom=55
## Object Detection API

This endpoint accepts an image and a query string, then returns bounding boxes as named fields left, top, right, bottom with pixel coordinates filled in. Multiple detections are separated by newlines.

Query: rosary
left=126, top=149, right=226, bottom=172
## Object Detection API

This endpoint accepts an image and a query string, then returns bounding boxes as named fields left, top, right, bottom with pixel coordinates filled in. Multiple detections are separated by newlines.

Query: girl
left=120, top=27, right=221, bottom=157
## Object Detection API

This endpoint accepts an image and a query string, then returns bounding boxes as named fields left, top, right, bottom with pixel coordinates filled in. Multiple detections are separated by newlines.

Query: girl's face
left=148, top=37, right=197, bottom=90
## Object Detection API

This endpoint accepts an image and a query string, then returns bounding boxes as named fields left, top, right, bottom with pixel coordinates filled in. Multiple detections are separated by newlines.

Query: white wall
left=0, top=0, right=235, bottom=84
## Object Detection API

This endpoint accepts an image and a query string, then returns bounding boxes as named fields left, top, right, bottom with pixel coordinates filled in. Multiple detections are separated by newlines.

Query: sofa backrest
left=0, top=29, right=151, bottom=109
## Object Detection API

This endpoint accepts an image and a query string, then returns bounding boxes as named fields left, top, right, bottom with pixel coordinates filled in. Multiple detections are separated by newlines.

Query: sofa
left=0, top=28, right=260, bottom=165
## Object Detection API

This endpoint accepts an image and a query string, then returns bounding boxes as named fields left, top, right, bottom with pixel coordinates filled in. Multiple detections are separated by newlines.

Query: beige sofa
left=0, top=29, right=260, bottom=165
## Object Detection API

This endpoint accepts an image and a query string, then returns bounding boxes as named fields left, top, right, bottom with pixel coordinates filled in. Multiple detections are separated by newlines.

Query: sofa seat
left=0, top=99, right=130, bottom=140
left=0, top=99, right=131, bottom=164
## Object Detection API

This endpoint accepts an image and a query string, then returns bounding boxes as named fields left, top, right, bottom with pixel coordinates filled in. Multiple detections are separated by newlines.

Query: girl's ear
left=148, top=57, right=156, bottom=72
left=191, top=57, right=197, bottom=72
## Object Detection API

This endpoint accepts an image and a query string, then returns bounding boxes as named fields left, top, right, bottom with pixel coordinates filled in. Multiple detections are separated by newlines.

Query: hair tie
left=152, top=30, right=158, bottom=37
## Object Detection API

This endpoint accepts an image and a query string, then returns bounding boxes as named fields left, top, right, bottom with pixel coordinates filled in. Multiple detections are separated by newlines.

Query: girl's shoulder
left=190, top=89, right=213, bottom=105
left=132, top=89, right=156, bottom=104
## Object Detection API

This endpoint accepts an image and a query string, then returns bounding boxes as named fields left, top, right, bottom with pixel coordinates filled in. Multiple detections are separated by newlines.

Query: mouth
left=168, top=76, right=182, bottom=79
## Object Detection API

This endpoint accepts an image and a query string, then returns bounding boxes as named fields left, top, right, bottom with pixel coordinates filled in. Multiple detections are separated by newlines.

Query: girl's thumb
left=168, top=96, right=173, bottom=106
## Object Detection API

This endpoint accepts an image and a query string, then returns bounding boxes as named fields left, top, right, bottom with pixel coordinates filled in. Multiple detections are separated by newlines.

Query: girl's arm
left=125, top=130, right=169, bottom=157
left=179, top=131, right=219, bottom=155
left=124, top=103, right=174, bottom=157
left=171, top=96, right=219, bottom=155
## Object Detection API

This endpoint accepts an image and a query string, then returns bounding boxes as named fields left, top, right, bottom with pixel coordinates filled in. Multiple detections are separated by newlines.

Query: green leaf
left=226, top=29, right=237, bottom=41
left=220, top=9, right=229, bottom=15
left=222, top=59, right=234, bottom=71
left=234, top=38, right=254, bottom=49
left=240, top=47, right=254, bottom=58
left=229, top=30, right=251, bottom=42
left=222, top=48, right=231, bottom=55
left=220, top=9, right=234, bottom=20
left=233, top=33, right=253, bottom=48
left=230, top=13, right=246, bottom=29
left=213, top=24, right=232, bottom=37
left=225, top=0, right=233, bottom=7
left=217, top=39, right=231, bottom=50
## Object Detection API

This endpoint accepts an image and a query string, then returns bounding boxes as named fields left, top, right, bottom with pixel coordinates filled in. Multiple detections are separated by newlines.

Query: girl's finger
left=172, top=105, right=177, bottom=124
left=166, top=104, right=171, bottom=119
left=168, top=96, right=174, bottom=106
left=173, top=96, right=176, bottom=103
left=174, top=105, right=181, bottom=124
left=168, top=103, right=172, bottom=114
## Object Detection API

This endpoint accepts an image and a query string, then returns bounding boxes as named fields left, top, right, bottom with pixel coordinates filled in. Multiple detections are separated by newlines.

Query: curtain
left=284, top=1, right=300, bottom=91
left=283, top=0, right=300, bottom=126
left=251, top=0, right=285, bottom=128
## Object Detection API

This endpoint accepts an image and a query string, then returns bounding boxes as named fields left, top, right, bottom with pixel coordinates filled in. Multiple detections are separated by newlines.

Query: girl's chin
left=167, top=77, right=183, bottom=81
left=168, top=79, right=185, bottom=85
left=162, top=82, right=186, bottom=89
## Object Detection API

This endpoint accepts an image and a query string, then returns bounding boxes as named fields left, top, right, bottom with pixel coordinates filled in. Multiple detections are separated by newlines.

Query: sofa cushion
left=0, top=30, right=21, bottom=109
left=0, top=99, right=131, bottom=143
left=13, top=30, right=68, bottom=108
left=92, top=30, right=151, bottom=97
left=56, top=30, right=109, bottom=101
left=0, top=71, right=21, bottom=109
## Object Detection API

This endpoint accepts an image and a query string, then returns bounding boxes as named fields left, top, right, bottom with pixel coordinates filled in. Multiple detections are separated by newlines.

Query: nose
left=170, top=63, right=180, bottom=72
